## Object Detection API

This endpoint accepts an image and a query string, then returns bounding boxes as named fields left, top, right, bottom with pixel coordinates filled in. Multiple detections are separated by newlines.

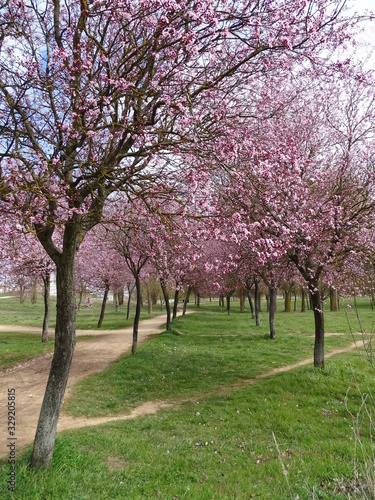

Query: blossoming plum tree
left=222, top=71, right=375, bottom=368
left=0, top=0, right=363, bottom=469
left=0, top=222, right=55, bottom=340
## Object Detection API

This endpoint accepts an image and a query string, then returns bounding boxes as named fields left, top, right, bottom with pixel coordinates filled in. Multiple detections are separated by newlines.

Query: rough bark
left=226, top=293, right=231, bottom=315
left=290, top=255, right=325, bottom=368
left=160, top=279, right=171, bottom=331
left=284, top=290, right=292, bottom=312
left=247, top=291, right=255, bottom=318
left=113, top=291, right=119, bottom=312
left=239, top=291, right=245, bottom=312
left=77, top=290, right=83, bottom=310
left=269, top=287, right=277, bottom=340
left=254, top=281, right=260, bottom=326
left=329, top=288, right=339, bottom=312
left=126, top=283, right=135, bottom=320
left=30, top=250, right=77, bottom=469
left=132, top=275, right=142, bottom=355
left=147, top=284, right=152, bottom=314
left=41, top=273, right=51, bottom=343
left=183, top=286, right=191, bottom=315
left=310, top=287, right=325, bottom=369
left=31, top=284, right=38, bottom=304
left=97, top=283, right=109, bottom=328
left=172, top=289, right=179, bottom=320
left=118, top=289, right=124, bottom=306
left=19, top=284, right=25, bottom=304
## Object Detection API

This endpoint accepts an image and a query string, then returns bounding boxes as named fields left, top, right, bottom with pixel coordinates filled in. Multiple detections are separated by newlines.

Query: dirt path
left=0, top=314, right=175, bottom=459
left=0, top=318, right=357, bottom=461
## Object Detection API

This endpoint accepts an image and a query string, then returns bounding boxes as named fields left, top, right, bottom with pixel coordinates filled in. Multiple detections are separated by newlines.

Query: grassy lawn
left=0, top=333, right=54, bottom=368
left=0, top=298, right=375, bottom=498
left=0, top=295, right=165, bottom=369
left=0, top=333, right=94, bottom=369
left=63, top=301, right=363, bottom=418
left=0, top=294, right=163, bottom=330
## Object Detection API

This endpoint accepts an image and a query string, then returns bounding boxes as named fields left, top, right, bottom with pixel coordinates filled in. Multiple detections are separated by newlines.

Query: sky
left=349, top=0, right=375, bottom=60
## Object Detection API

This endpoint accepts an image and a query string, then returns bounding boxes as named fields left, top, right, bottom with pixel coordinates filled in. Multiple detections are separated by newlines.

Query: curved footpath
left=0, top=314, right=175, bottom=459
left=0, top=313, right=356, bottom=461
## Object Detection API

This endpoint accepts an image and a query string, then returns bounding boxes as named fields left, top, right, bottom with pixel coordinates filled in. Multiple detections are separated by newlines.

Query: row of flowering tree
left=209, top=67, right=375, bottom=368
left=0, top=0, right=372, bottom=470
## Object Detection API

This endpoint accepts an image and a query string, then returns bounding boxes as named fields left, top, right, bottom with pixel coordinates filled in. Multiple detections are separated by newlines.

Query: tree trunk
left=114, top=291, right=119, bottom=312
left=31, top=283, right=38, bottom=304
left=132, top=275, right=142, bottom=355
left=310, top=287, right=325, bottom=369
left=196, top=293, right=200, bottom=307
left=126, top=284, right=133, bottom=320
left=329, top=288, right=339, bottom=312
left=147, top=284, right=152, bottom=314
left=294, top=291, right=297, bottom=311
left=41, top=273, right=51, bottom=343
left=266, top=294, right=270, bottom=312
left=371, top=290, right=375, bottom=311
left=172, top=289, right=179, bottom=320
left=118, top=289, right=124, bottom=306
left=19, top=284, right=25, bottom=304
left=97, top=284, right=109, bottom=328
left=77, top=290, right=83, bottom=310
left=183, top=286, right=191, bottom=315
left=239, top=292, right=245, bottom=312
left=284, top=290, right=291, bottom=312
left=226, top=294, right=231, bottom=315
left=160, top=280, right=171, bottom=331
left=269, top=287, right=277, bottom=340
left=247, top=291, right=255, bottom=318
left=301, top=288, right=306, bottom=312
left=30, top=252, right=76, bottom=469
left=254, top=281, right=260, bottom=326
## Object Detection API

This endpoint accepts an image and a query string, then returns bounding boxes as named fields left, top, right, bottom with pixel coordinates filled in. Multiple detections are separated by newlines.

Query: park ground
left=0, top=296, right=375, bottom=499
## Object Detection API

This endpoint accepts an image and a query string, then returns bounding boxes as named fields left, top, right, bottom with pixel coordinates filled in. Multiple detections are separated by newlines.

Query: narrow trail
left=0, top=316, right=357, bottom=460
left=55, top=342, right=358, bottom=435
left=0, top=313, right=173, bottom=459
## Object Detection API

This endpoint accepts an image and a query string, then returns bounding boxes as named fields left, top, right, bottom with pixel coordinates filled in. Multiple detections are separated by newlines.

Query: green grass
left=0, top=333, right=54, bottom=367
left=0, top=297, right=375, bottom=498
left=63, top=302, right=359, bottom=418
left=0, top=333, right=93, bottom=369
left=0, top=294, right=163, bottom=330
left=0, top=295, right=164, bottom=368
